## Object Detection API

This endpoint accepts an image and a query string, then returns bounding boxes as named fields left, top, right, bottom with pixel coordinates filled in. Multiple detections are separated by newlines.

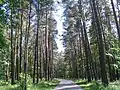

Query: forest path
left=54, top=79, right=83, bottom=90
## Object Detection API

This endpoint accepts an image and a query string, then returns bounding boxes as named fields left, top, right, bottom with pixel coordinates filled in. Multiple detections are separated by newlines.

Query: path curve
left=54, top=80, right=83, bottom=90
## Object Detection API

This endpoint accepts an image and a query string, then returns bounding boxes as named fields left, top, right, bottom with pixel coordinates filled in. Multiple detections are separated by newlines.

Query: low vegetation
left=0, top=79, right=59, bottom=90
left=75, top=80, right=120, bottom=90
left=0, top=79, right=120, bottom=90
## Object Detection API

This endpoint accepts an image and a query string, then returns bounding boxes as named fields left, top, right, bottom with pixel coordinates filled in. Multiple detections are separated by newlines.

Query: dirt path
left=54, top=80, right=83, bottom=90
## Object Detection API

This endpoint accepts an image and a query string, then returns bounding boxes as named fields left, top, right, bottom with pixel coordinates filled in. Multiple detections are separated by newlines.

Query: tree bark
left=10, top=2, right=15, bottom=85
left=91, top=0, right=108, bottom=85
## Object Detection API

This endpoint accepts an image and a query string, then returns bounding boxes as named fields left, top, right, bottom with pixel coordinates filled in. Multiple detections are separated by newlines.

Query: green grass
left=75, top=80, right=120, bottom=90
left=1, top=78, right=120, bottom=90
left=0, top=79, right=59, bottom=90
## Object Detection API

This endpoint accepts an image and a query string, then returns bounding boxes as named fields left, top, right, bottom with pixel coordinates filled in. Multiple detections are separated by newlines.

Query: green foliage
left=0, top=24, right=7, bottom=48
left=76, top=80, right=120, bottom=90
left=0, top=78, right=58, bottom=90
left=39, top=0, right=54, bottom=6
left=0, top=0, right=4, bottom=4
left=0, top=23, right=10, bottom=80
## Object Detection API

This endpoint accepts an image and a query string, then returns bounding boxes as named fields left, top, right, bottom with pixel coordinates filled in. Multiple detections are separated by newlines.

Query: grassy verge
left=0, top=79, right=59, bottom=90
left=75, top=80, right=120, bottom=90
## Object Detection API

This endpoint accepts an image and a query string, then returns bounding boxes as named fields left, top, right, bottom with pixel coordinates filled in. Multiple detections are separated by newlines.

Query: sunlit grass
left=0, top=79, right=59, bottom=90
left=75, top=80, right=120, bottom=90
left=1, top=79, right=120, bottom=90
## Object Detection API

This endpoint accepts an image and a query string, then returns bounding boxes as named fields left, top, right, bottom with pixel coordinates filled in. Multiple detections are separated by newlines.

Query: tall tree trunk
left=78, top=33, right=84, bottom=79
left=91, top=0, right=108, bottom=85
left=111, top=0, right=120, bottom=80
left=48, top=30, right=51, bottom=80
left=33, top=36, right=36, bottom=83
left=10, top=2, right=15, bottom=85
left=39, top=46, right=42, bottom=79
left=36, top=3, right=39, bottom=83
left=24, top=21, right=28, bottom=90
left=16, top=26, right=19, bottom=80
left=51, top=39, right=54, bottom=79
left=45, top=7, right=48, bottom=80
left=81, top=20, right=91, bottom=82
left=24, top=1, right=31, bottom=89
left=73, top=42, right=78, bottom=78
left=20, top=0, right=23, bottom=74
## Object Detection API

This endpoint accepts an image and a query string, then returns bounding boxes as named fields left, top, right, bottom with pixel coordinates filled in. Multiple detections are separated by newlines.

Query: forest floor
left=0, top=79, right=58, bottom=90
left=0, top=79, right=120, bottom=90
left=75, top=79, right=120, bottom=90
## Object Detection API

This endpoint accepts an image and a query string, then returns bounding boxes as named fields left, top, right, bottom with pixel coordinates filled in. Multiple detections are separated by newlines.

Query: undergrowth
left=0, top=74, right=59, bottom=90
left=75, top=79, right=120, bottom=90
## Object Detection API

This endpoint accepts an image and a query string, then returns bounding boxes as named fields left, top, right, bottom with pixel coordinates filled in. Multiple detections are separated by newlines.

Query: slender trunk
left=80, top=20, right=91, bottom=82
left=24, top=21, right=28, bottom=90
left=20, top=0, right=23, bottom=74
left=111, top=0, right=120, bottom=80
left=39, top=46, right=42, bottom=79
left=16, top=27, right=19, bottom=80
left=91, top=0, right=108, bottom=85
left=48, top=31, right=51, bottom=80
left=73, top=42, right=78, bottom=78
left=83, top=20, right=96, bottom=81
left=33, top=8, right=36, bottom=83
left=78, top=33, right=84, bottom=79
left=51, top=39, right=54, bottom=79
left=45, top=7, right=48, bottom=80
left=36, top=4, right=39, bottom=83
left=10, top=3, right=15, bottom=85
